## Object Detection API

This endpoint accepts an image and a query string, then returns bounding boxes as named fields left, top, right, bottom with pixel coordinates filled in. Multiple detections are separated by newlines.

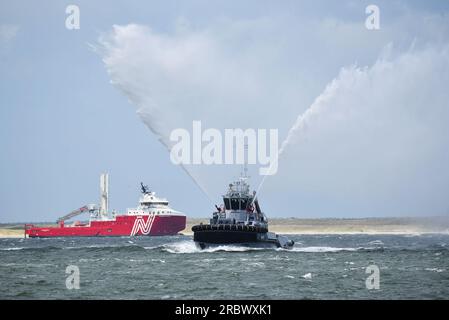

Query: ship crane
left=56, top=204, right=98, bottom=224
left=56, top=173, right=108, bottom=224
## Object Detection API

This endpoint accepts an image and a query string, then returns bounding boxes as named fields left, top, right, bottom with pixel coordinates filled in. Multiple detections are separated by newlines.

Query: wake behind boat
left=192, top=172, right=294, bottom=249
left=24, top=174, right=186, bottom=238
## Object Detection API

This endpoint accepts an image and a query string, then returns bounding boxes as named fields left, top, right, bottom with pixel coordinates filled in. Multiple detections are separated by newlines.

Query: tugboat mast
left=242, top=142, right=249, bottom=180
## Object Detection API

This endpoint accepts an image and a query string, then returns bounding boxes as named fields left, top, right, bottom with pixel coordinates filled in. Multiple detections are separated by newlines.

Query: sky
left=1, top=0, right=449, bottom=222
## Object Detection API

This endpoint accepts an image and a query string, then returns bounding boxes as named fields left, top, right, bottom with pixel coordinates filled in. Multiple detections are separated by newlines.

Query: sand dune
left=182, top=217, right=449, bottom=236
left=2, top=217, right=448, bottom=238
left=0, top=229, right=24, bottom=238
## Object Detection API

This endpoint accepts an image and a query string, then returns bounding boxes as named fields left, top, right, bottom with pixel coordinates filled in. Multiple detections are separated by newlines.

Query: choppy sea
left=1, top=234, right=448, bottom=299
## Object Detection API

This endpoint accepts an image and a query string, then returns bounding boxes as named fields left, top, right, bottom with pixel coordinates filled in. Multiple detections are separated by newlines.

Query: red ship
left=25, top=174, right=186, bottom=238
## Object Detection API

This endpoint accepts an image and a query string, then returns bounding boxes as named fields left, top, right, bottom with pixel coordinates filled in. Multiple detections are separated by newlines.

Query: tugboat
left=192, top=170, right=294, bottom=249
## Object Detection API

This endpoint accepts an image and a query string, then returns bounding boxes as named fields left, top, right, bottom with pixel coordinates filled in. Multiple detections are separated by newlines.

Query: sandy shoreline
left=180, top=217, right=449, bottom=236
left=1, top=217, right=448, bottom=238
left=1, top=231, right=444, bottom=238
left=0, top=229, right=24, bottom=238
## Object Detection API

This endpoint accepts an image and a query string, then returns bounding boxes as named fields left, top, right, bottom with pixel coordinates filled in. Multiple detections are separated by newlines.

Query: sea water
left=1, top=234, right=448, bottom=299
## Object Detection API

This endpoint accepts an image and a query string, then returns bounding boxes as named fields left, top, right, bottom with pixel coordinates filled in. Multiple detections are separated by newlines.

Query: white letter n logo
left=130, top=215, right=155, bottom=236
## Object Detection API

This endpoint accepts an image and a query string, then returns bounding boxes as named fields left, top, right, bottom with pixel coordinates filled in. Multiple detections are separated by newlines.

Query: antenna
left=242, top=142, right=248, bottom=178
left=140, top=182, right=149, bottom=194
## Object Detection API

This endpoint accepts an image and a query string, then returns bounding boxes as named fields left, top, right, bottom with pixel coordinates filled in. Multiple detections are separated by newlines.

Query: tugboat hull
left=192, top=225, right=294, bottom=249
left=194, top=230, right=260, bottom=244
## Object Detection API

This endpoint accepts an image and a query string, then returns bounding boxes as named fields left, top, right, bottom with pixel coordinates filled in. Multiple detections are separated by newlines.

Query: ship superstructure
left=25, top=174, right=186, bottom=238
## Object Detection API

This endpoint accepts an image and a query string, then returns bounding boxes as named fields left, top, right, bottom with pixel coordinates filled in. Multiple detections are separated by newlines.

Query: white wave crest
left=425, top=268, right=445, bottom=273
left=0, top=247, right=24, bottom=251
left=161, top=241, right=266, bottom=254
left=290, top=246, right=360, bottom=253
left=367, top=240, right=384, bottom=245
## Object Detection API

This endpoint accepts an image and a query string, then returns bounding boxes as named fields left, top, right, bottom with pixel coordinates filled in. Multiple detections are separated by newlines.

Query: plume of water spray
left=136, top=109, right=215, bottom=203
left=96, top=23, right=449, bottom=217
left=278, top=71, right=347, bottom=156
left=252, top=71, right=344, bottom=199
left=96, top=26, right=215, bottom=204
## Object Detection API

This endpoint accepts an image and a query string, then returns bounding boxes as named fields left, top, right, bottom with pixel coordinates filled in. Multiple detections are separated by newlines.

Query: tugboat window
left=240, top=199, right=248, bottom=210
left=224, top=198, right=231, bottom=210
left=231, top=198, right=239, bottom=210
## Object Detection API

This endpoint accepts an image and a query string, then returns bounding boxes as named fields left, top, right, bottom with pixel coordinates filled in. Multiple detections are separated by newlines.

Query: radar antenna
left=140, top=182, right=149, bottom=194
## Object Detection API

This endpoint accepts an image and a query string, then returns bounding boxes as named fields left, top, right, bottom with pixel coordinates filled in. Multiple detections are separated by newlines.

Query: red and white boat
left=25, top=174, right=186, bottom=238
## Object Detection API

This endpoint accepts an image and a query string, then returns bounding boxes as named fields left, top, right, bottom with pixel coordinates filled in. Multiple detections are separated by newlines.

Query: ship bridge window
left=224, top=198, right=230, bottom=210
left=231, top=198, right=239, bottom=210
left=240, top=199, right=248, bottom=210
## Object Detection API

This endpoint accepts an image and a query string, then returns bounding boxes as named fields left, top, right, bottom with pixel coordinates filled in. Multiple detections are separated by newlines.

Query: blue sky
left=1, top=1, right=449, bottom=222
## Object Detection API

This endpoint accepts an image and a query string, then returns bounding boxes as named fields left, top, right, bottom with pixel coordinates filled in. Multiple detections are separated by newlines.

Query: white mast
left=99, top=173, right=109, bottom=218
left=242, top=142, right=249, bottom=179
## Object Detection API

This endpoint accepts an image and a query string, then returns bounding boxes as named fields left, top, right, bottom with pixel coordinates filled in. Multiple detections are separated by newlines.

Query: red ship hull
left=24, top=214, right=186, bottom=238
